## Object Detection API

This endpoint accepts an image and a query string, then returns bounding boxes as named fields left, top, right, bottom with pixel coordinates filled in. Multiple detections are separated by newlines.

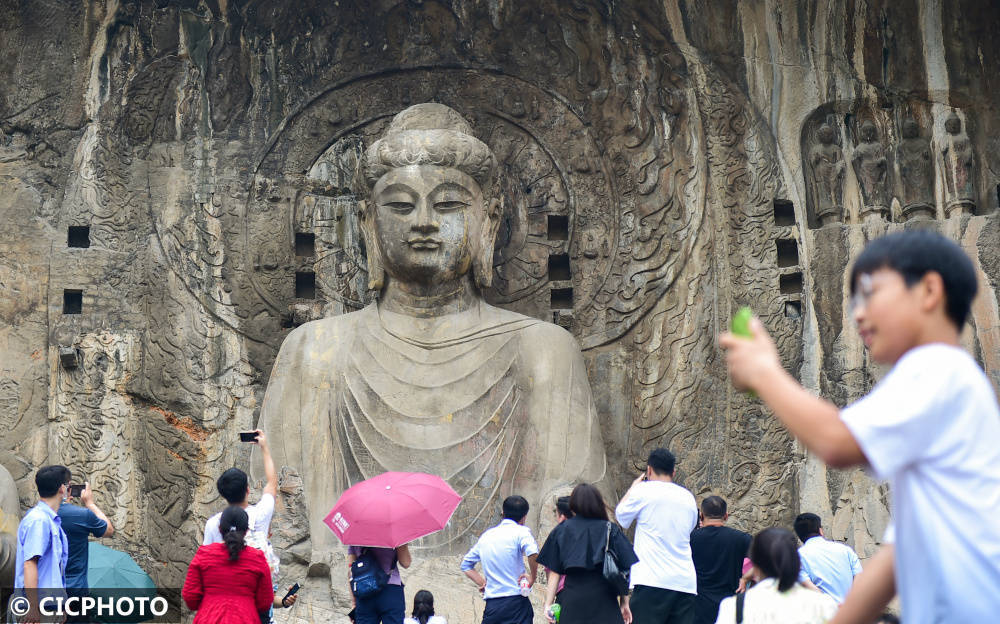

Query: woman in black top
left=537, top=484, right=638, bottom=624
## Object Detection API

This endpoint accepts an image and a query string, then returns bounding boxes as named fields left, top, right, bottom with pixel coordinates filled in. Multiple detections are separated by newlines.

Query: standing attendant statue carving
left=941, top=113, right=976, bottom=218
left=255, top=104, right=607, bottom=574
left=0, top=465, right=18, bottom=589
left=809, top=124, right=847, bottom=226
left=895, top=118, right=935, bottom=221
left=851, top=121, right=889, bottom=221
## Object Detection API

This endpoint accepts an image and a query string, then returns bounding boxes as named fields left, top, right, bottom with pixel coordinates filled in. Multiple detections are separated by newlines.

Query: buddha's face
left=371, top=164, right=489, bottom=285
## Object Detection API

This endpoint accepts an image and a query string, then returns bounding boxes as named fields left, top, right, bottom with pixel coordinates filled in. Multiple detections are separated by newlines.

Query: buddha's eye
left=434, top=200, right=469, bottom=212
left=383, top=201, right=415, bottom=213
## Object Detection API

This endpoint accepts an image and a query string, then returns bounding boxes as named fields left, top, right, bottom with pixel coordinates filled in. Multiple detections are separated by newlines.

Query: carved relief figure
left=895, top=118, right=935, bottom=221
left=257, top=104, right=607, bottom=570
left=0, top=465, right=18, bottom=588
left=809, top=124, right=847, bottom=226
left=851, top=121, right=889, bottom=220
left=941, top=113, right=976, bottom=217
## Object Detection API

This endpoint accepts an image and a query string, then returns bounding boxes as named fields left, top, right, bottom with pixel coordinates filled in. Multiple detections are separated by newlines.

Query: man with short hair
left=616, top=448, right=699, bottom=624
left=12, top=466, right=71, bottom=622
left=203, top=429, right=277, bottom=545
left=59, top=480, right=114, bottom=605
left=793, top=512, right=862, bottom=603
left=689, top=496, right=751, bottom=624
left=461, top=495, right=539, bottom=624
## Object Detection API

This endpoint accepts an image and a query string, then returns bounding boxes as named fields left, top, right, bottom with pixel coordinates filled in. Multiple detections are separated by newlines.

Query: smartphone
left=69, top=484, right=84, bottom=497
left=282, top=583, right=300, bottom=604
left=239, top=431, right=259, bottom=443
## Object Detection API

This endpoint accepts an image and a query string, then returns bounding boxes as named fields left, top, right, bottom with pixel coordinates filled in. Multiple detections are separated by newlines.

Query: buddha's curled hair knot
left=361, top=104, right=496, bottom=192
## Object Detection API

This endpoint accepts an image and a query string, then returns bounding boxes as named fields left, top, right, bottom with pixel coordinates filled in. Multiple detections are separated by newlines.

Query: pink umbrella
left=323, top=472, right=462, bottom=548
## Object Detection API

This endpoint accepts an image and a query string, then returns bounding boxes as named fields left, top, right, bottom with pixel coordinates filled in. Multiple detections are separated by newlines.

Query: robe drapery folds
left=256, top=301, right=607, bottom=559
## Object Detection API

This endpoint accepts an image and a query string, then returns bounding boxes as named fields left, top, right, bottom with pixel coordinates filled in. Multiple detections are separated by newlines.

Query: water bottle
left=519, top=577, right=531, bottom=596
left=547, top=603, right=561, bottom=623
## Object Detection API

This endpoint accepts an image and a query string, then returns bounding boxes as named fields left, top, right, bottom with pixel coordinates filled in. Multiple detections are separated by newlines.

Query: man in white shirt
left=461, top=495, right=539, bottom=624
left=615, top=448, right=698, bottom=624
left=793, top=513, right=861, bottom=603
left=203, top=429, right=278, bottom=544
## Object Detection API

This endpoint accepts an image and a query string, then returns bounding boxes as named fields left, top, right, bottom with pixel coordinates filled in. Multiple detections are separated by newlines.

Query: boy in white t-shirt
left=720, top=230, right=1000, bottom=624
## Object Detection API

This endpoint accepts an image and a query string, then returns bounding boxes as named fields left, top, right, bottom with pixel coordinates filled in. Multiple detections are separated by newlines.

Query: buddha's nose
left=412, top=198, right=439, bottom=233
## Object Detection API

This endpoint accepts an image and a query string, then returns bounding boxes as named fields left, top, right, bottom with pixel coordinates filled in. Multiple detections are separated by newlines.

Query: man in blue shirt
left=59, top=480, right=114, bottom=592
left=794, top=513, right=862, bottom=603
left=461, top=496, right=539, bottom=624
left=12, top=465, right=71, bottom=622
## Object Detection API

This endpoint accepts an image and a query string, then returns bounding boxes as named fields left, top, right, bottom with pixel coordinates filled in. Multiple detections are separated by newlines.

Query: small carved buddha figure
left=809, top=124, right=847, bottom=226
left=256, top=104, right=607, bottom=569
left=941, top=112, right=976, bottom=217
left=851, top=121, right=889, bottom=220
left=895, top=118, right=935, bottom=221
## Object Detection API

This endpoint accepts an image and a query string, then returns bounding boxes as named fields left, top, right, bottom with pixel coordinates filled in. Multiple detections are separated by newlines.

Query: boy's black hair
left=850, top=229, right=978, bottom=328
left=555, top=495, right=573, bottom=519
left=36, top=465, right=71, bottom=498
left=701, top=495, right=727, bottom=519
left=217, top=468, right=249, bottom=505
left=502, top=495, right=530, bottom=521
left=875, top=614, right=900, bottom=624
left=647, top=448, right=676, bottom=476
left=793, top=512, right=823, bottom=543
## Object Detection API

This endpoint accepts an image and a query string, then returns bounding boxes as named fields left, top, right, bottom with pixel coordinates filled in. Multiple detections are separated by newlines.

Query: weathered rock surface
left=0, top=1, right=997, bottom=621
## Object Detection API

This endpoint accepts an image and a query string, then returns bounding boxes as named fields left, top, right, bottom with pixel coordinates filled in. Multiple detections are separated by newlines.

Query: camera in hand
left=239, top=431, right=259, bottom=442
left=69, top=484, right=84, bottom=497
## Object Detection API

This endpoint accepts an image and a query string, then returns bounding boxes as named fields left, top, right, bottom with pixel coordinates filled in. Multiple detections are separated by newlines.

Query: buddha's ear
left=474, top=197, right=502, bottom=289
left=357, top=199, right=385, bottom=291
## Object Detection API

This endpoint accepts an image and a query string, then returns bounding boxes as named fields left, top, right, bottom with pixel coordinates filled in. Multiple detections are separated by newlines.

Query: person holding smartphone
left=58, top=477, right=114, bottom=600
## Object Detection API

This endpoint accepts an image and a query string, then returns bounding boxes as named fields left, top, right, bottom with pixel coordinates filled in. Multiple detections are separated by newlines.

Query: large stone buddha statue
left=257, top=104, right=606, bottom=569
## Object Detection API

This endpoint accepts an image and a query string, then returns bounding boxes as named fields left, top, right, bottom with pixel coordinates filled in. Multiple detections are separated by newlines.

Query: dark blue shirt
left=57, top=503, right=107, bottom=590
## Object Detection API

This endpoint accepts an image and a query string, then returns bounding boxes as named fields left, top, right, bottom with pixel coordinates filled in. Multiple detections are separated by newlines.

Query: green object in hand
left=731, top=306, right=754, bottom=338
left=549, top=603, right=561, bottom=623
left=730, top=306, right=757, bottom=398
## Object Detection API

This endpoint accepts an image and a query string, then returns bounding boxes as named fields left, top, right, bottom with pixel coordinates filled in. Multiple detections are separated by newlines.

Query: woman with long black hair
left=537, top=483, right=638, bottom=624
left=714, top=528, right=836, bottom=623
left=403, top=590, right=446, bottom=624
left=183, top=506, right=274, bottom=623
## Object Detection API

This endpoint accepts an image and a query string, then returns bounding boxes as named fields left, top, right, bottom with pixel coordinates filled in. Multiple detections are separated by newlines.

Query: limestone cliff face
left=0, top=0, right=997, bottom=618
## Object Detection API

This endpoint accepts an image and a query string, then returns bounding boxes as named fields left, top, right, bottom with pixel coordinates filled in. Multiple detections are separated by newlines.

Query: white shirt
left=202, top=493, right=276, bottom=545
left=841, top=344, right=1000, bottom=623
left=460, top=519, right=539, bottom=599
left=404, top=617, right=446, bottom=624
left=714, top=577, right=837, bottom=624
left=797, top=536, right=862, bottom=603
left=615, top=480, right=698, bottom=593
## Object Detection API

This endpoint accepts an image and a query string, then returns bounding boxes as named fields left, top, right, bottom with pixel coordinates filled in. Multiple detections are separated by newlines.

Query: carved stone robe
left=256, top=301, right=606, bottom=561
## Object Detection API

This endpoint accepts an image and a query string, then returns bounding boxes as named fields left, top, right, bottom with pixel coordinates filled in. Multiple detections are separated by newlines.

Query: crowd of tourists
left=6, top=228, right=1000, bottom=624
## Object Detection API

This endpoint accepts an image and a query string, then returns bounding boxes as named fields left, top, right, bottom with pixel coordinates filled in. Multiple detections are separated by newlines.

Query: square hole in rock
left=785, top=300, right=802, bottom=318
left=780, top=272, right=803, bottom=295
left=295, top=272, right=316, bottom=299
left=551, top=287, right=573, bottom=309
left=773, top=199, right=795, bottom=226
left=295, top=232, right=315, bottom=257
left=68, top=226, right=90, bottom=248
left=547, top=215, right=569, bottom=240
left=548, top=254, right=571, bottom=281
left=63, top=290, right=83, bottom=314
left=776, top=239, right=799, bottom=268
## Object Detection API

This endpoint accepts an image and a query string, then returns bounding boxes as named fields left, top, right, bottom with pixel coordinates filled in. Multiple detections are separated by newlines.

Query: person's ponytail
left=219, top=505, right=250, bottom=562
left=411, top=590, right=435, bottom=624
left=749, top=528, right=801, bottom=592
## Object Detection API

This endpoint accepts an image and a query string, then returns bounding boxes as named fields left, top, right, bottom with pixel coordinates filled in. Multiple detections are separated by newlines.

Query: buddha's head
left=817, top=123, right=836, bottom=145
left=358, top=103, right=500, bottom=292
left=944, top=112, right=962, bottom=136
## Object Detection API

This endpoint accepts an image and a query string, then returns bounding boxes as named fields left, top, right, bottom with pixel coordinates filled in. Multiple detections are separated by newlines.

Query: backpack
left=350, top=549, right=393, bottom=599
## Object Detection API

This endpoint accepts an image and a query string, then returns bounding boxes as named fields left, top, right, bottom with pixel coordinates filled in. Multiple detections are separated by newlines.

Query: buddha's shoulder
left=482, top=304, right=583, bottom=354
left=276, top=308, right=371, bottom=352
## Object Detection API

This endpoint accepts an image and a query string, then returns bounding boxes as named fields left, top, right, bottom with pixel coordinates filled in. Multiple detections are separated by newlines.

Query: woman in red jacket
left=183, top=506, right=274, bottom=623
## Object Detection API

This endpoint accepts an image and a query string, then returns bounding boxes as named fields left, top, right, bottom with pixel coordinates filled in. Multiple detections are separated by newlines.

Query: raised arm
left=81, top=482, right=114, bottom=538
left=253, top=430, right=278, bottom=497
left=719, top=319, right=865, bottom=468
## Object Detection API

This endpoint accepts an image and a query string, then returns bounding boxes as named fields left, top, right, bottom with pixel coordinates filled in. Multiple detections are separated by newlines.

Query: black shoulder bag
left=735, top=592, right=746, bottom=623
left=602, top=522, right=630, bottom=595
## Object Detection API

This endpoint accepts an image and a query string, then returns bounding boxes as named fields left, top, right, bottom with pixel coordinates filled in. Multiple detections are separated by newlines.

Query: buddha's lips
left=407, top=238, right=441, bottom=250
